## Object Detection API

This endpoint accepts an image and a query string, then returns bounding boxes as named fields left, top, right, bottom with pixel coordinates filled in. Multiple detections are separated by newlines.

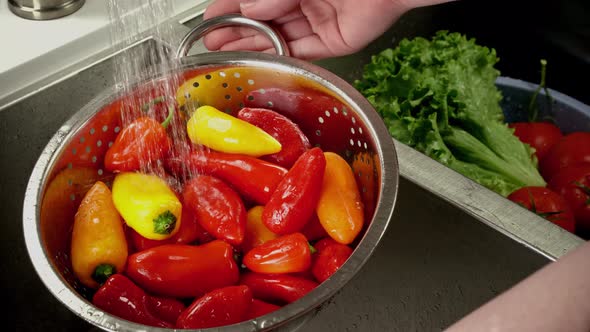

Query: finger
left=276, top=16, right=313, bottom=42
left=219, top=33, right=275, bottom=52
left=204, top=26, right=260, bottom=51
left=395, top=0, right=458, bottom=10
left=203, top=0, right=240, bottom=19
left=240, top=0, right=301, bottom=21
left=286, top=35, right=334, bottom=60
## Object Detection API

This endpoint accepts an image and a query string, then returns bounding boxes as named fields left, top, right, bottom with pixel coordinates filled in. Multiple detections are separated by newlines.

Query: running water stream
left=106, top=0, right=192, bottom=183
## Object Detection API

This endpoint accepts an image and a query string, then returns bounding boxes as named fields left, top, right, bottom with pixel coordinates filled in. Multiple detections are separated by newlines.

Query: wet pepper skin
left=125, top=241, right=239, bottom=298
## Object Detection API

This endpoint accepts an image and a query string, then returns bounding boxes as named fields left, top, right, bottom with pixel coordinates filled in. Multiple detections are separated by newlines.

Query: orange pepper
left=316, top=152, right=364, bottom=244
left=242, top=206, right=279, bottom=253
left=71, top=181, right=128, bottom=289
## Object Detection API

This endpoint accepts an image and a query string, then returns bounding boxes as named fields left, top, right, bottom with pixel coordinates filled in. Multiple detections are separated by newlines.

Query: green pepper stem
left=141, top=96, right=175, bottom=129
left=309, top=243, right=317, bottom=254
left=153, top=210, right=177, bottom=235
left=92, top=264, right=116, bottom=285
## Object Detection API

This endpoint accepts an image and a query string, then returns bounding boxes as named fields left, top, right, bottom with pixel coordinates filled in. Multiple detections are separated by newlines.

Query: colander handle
left=176, top=14, right=290, bottom=58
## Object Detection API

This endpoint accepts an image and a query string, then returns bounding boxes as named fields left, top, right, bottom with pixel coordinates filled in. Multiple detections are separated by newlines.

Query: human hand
left=203, top=0, right=455, bottom=60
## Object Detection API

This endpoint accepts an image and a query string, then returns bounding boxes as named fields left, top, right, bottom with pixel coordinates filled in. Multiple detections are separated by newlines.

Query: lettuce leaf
left=355, top=31, right=545, bottom=196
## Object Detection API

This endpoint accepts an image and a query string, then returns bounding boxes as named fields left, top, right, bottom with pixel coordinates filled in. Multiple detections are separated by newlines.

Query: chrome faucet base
left=8, top=0, right=85, bottom=20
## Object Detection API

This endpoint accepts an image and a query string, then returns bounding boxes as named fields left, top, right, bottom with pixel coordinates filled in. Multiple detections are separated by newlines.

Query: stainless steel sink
left=4, top=2, right=585, bottom=331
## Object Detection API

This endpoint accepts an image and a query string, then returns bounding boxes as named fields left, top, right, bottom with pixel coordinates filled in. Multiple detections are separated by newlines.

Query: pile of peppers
left=62, top=85, right=366, bottom=329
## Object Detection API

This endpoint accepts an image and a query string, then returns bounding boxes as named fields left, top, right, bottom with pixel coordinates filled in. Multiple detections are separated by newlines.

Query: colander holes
left=86, top=146, right=91, bottom=153
left=247, top=96, right=254, bottom=101
left=234, top=72, right=241, bottom=78
left=96, top=140, right=102, bottom=147
left=225, top=95, right=231, bottom=100
left=325, top=110, right=331, bottom=117
left=70, top=194, right=76, bottom=201
left=357, top=140, right=362, bottom=147
left=318, top=117, right=324, bottom=124
left=79, top=137, right=85, bottom=143
left=193, top=82, right=200, bottom=88
left=350, top=139, right=354, bottom=146
left=98, top=169, right=104, bottom=175
left=205, top=74, right=212, bottom=80
left=236, top=86, right=243, bottom=92
left=67, top=163, right=72, bottom=169
left=359, top=127, right=363, bottom=134
left=224, top=108, right=232, bottom=114
left=350, top=128, right=356, bottom=134
left=222, top=83, right=228, bottom=88
left=239, top=102, right=244, bottom=108
left=92, top=156, right=97, bottom=163
left=342, top=109, right=348, bottom=116
left=68, top=179, right=73, bottom=186
left=364, top=142, right=368, bottom=149
left=219, top=71, right=226, bottom=77
left=267, top=101, right=273, bottom=107
left=90, top=128, right=96, bottom=135
left=316, top=130, right=321, bottom=136
left=362, top=187, right=367, bottom=193
left=247, top=79, right=254, bottom=85
left=351, top=117, right=356, bottom=124
left=259, top=88, right=266, bottom=94
left=114, top=126, right=120, bottom=133
left=102, top=125, right=108, bottom=132
left=185, top=92, right=191, bottom=99
left=108, top=142, right=113, bottom=148
left=71, top=148, right=77, bottom=155
left=333, top=107, right=339, bottom=114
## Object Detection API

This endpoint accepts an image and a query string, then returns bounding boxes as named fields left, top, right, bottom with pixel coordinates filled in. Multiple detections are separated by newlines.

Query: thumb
left=240, top=0, right=301, bottom=21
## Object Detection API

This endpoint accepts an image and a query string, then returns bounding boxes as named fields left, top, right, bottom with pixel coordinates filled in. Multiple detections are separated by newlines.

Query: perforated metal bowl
left=23, top=15, right=399, bottom=331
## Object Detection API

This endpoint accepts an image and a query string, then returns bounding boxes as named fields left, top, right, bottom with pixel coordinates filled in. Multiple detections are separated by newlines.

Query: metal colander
left=23, top=14, right=399, bottom=332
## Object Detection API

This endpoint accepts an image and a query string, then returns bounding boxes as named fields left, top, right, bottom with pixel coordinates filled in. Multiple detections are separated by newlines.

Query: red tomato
left=539, top=132, right=590, bottom=182
left=548, top=165, right=590, bottom=233
left=507, top=186, right=575, bottom=232
left=509, top=122, right=562, bottom=161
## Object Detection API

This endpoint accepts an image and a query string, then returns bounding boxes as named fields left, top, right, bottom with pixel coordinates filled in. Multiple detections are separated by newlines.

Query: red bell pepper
left=262, top=147, right=326, bottom=235
left=313, top=237, right=339, bottom=252
left=244, top=87, right=355, bottom=152
left=176, top=285, right=253, bottom=329
left=104, top=116, right=172, bottom=172
left=167, top=149, right=287, bottom=205
left=243, top=232, right=312, bottom=274
left=126, top=241, right=239, bottom=298
left=182, top=175, right=247, bottom=246
left=245, top=299, right=281, bottom=320
left=300, top=213, right=328, bottom=242
left=240, top=272, right=318, bottom=305
left=237, top=107, right=311, bottom=168
left=146, top=295, right=186, bottom=325
left=92, top=274, right=174, bottom=328
left=129, top=203, right=213, bottom=252
left=311, top=241, right=353, bottom=283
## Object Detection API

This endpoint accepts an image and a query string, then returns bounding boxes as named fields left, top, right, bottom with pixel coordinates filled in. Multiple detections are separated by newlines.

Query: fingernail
left=240, top=0, right=257, bottom=9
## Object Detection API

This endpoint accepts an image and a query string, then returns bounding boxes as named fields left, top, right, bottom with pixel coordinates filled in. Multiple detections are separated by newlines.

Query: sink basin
left=4, top=2, right=586, bottom=331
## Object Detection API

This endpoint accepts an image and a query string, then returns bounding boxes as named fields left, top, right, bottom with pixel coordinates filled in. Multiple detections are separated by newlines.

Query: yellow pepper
left=71, top=181, right=128, bottom=289
left=186, top=105, right=281, bottom=157
left=242, top=206, right=279, bottom=253
left=112, top=172, right=182, bottom=240
left=316, top=152, right=364, bottom=244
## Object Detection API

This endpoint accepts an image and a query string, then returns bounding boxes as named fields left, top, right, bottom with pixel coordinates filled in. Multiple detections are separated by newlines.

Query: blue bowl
left=498, top=76, right=590, bottom=132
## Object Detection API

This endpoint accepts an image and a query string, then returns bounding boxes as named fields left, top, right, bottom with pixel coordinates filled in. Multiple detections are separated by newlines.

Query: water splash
left=106, top=0, right=191, bottom=184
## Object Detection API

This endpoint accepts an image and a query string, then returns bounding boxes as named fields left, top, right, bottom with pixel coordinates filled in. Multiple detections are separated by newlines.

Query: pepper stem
left=309, top=243, right=317, bottom=254
left=92, top=264, right=116, bottom=285
left=527, top=59, right=553, bottom=122
left=142, top=96, right=175, bottom=129
left=153, top=210, right=177, bottom=235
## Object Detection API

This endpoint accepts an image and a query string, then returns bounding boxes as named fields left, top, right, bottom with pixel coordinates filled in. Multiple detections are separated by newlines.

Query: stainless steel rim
left=8, top=0, right=85, bottom=20
left=176, top=14, right=290, bottom=58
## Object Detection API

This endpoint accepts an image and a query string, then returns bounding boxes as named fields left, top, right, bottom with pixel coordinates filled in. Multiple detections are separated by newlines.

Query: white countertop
left=0, top=0, right=207, bottom=107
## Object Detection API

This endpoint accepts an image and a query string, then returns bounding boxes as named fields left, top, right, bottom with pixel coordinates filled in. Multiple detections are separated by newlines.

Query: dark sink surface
left=4, top=1, right=587, bottom=331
